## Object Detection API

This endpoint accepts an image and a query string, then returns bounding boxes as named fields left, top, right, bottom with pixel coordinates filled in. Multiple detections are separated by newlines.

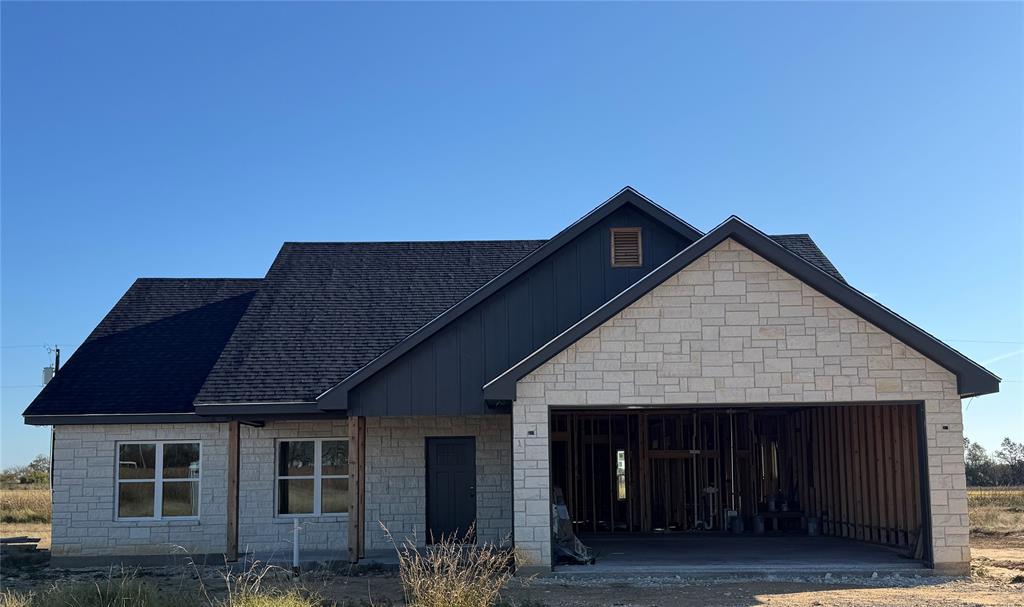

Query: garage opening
left=550, top=404, right=928, bottom=571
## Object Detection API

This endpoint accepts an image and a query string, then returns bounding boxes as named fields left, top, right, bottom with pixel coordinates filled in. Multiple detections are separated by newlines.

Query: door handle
left=469, top=485, right=476, bottom=499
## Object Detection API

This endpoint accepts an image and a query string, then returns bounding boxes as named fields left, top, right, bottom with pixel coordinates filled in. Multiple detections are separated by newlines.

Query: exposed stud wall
left=512, top=238, right=969, bottom=571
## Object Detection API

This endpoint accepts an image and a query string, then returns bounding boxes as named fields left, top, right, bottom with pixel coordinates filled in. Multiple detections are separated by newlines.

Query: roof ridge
left=134, top=277, right=262, bottom=281
left=280, top=239, right=547, bottom=245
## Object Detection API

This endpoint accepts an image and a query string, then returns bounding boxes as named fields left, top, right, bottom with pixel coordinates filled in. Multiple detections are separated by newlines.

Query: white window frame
left=275, top=438, right=349, bottom=518
left=114, top=440, right=202, bottom=521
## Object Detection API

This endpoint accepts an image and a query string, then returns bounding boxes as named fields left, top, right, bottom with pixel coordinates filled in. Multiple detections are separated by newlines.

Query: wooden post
left=348, top=416, right=366, bottom=563
left=227, top=421, right=240, bottom=562
left=350, top=413, right=366, bottom=560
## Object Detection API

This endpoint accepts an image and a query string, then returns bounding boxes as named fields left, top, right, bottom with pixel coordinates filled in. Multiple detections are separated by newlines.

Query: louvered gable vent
left=610, top=227, right=642, bottom=267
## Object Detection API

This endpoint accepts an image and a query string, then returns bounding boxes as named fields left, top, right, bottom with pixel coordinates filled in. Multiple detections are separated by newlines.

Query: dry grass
left=0, top=488, right=50, bottom=524
left=0, top=568, right=187, bottom=607
left=383, top=523, right=514, bottom=607
left=968, top=487, right=1024, bottom=536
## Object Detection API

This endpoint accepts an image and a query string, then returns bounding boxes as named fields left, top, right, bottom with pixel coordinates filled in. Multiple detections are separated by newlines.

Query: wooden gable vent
left=610, top=227, right=642, bottom=267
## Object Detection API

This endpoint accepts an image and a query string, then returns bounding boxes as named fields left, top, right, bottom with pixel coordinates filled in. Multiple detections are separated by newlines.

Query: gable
left=511, top=238, right=969, bottom=407
left=344, top=202, right=696, bottom=415
left=486, top=219, right=999, bottom=401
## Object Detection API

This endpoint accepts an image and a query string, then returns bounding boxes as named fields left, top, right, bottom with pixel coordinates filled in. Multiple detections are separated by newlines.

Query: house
left=24, top=187, right=998, bottom=574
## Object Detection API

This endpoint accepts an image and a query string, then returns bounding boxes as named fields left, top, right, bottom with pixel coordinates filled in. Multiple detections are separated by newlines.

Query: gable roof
left=20, top=188, right=860, bottom=423
left=194, top=240, right=546, bottom=406
left=315, top=187, right=705, bottom=410
left=23, top=279, right=261, bottom=423
left=484, top=216, right=1000, bottom=401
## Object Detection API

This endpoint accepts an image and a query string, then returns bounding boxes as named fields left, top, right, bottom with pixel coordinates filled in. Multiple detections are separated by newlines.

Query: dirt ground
left=1, top=534, right=1022, bottom=606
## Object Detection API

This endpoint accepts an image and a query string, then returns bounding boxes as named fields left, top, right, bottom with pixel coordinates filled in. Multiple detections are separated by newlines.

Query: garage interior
left=550, top=404, right=929, bottom=572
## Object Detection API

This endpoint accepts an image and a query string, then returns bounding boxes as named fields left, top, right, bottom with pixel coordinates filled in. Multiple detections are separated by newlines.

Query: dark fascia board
left=484, top=216, right=1000, bottom=401
left=194, top=402, right=323, bottom=416
left=26, top=406, right=343, bottom=426
left=24, top=413, right=230, bottom=426
left=316, top=186, right=704, bottom=410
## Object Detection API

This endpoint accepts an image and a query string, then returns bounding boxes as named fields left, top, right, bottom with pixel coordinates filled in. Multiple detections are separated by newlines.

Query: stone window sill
left=272, top=514, right=349, bottom=524
left=114, top=518, right=201, bottom=526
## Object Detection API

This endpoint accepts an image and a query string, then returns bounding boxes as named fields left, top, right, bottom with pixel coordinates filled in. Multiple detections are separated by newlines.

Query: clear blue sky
left=2, top=2, right=1021, bottom=467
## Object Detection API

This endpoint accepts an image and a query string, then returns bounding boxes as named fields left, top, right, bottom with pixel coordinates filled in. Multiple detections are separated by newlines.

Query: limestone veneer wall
left=50, top=423, right=228, bottom=560
left=363, top=415, right=512, bottom=552
left=512, top=238, right=969, bottom=572
left=238, top=420, right=349, bottom=556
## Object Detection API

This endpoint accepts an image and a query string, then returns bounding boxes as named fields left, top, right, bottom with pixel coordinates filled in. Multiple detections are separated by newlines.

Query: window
left=277, top=439, right=349, bottom=516
left=610, top=227, right=642, bottom=267
left=116, top=442, right=200, bottom=520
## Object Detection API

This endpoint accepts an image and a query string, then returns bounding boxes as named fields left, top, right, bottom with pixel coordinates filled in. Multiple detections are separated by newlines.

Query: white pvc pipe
left=293, top=518, right=300, bottom=574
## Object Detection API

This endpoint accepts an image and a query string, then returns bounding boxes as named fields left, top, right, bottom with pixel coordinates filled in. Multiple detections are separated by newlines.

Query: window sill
left=272, top=514, right=349, bottom=524
left=114, top=518, right=201, bottom=525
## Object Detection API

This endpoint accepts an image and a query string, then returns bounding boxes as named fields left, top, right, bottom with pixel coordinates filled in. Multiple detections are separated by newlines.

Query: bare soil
left=2, top=534, right=1021, bottom=606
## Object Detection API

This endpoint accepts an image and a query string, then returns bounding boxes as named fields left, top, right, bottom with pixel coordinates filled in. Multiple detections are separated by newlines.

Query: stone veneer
left=363, top=416, right=512, bottom=552
left=512, top=238, right=970, bottom=572
left=238, top=420, right=349, bottom=556
left=50, top=423, right=228, bottom=561
left=49, top=420, right=353, bottom=562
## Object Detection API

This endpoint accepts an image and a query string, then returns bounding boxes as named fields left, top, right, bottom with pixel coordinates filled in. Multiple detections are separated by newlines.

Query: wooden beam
left=348, top=416, right=366, bottom=563
left=226, top=421, right=240, bottom=562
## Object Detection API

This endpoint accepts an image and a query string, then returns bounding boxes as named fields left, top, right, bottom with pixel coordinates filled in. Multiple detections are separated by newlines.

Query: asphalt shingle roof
left=24, top=232, right=846, bottom=417
left=23, top=279, right=261, bottom=417
left=194, top=240, right=547, bottom=404
left=770, top=234, right=845, bottom=282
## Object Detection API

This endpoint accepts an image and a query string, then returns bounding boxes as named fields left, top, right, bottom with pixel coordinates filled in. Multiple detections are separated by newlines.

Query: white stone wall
left=50, top=423, right=228, bottom=558
left=363, top=416, right=512, bottom=552
left=238, top=420, right=349, bottom=557
left=512, top=238, right=970, bottom=571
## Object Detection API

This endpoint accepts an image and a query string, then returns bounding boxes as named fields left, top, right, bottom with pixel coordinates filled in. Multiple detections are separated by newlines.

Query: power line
left=947, top=339, right=1024, bottom=345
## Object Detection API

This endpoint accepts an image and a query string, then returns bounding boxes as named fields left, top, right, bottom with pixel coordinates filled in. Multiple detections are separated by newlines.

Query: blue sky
left=2, top=2, right=1021, bottom=467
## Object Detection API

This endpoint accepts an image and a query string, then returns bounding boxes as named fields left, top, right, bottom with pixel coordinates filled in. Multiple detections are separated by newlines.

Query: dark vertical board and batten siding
left=348, top=204, right=693, bottom=415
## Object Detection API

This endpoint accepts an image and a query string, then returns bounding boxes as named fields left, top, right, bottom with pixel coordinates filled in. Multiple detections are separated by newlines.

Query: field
left=0, top=487, right=51, bottom=549
left=1, top=486, right=1022, bottom=606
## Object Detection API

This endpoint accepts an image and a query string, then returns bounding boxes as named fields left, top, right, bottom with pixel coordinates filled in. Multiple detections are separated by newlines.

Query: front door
left=426, top=437, right=476, bottom=543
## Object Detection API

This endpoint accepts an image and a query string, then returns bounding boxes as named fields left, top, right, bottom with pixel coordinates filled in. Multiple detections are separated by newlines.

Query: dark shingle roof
left=23, top=279, right=261, bottom=417
left=24, top=231, right=849, bottom=418
left=770, top=234, right=845, bottom=282
left=195, top=240, right=546, bottom=404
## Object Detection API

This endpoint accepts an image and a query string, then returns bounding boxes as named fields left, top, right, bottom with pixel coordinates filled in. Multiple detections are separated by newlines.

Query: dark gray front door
left=426, top=437, right=476, bottom=543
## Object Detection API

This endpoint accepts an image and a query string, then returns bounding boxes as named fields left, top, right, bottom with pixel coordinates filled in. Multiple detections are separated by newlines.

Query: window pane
left=278, top=479, right=314, bottom=514
left=163, top=443, right=200, bottom=479
left=118, top=482, right=155, bottom=518
left=119, top=444, right=156, bottom=480
left=322, top=477, right=349, bottom=514
left=321, top=441, right=348, bottom=476
left=278, top=441, right=314, bottom=477
left=162, top=481, right=199, bottom=517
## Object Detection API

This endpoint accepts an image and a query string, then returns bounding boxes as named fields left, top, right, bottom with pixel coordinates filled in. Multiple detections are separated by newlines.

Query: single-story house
left=24, top=188, right=998, bottom=574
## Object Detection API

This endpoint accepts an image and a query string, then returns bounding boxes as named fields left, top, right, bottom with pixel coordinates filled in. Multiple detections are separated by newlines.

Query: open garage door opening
left=550, top=404, right=931, bottom=572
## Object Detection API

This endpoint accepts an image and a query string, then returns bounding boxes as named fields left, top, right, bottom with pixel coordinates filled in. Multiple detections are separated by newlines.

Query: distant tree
left=995, top=438, right=1024, bottom=485
left=964, top=439, right=998, bottom=486
left=0, top=454, right=50, bottom=485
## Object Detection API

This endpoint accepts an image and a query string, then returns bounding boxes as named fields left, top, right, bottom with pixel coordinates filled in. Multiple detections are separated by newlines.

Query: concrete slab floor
left=558, top=534, right=927, bottom=576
